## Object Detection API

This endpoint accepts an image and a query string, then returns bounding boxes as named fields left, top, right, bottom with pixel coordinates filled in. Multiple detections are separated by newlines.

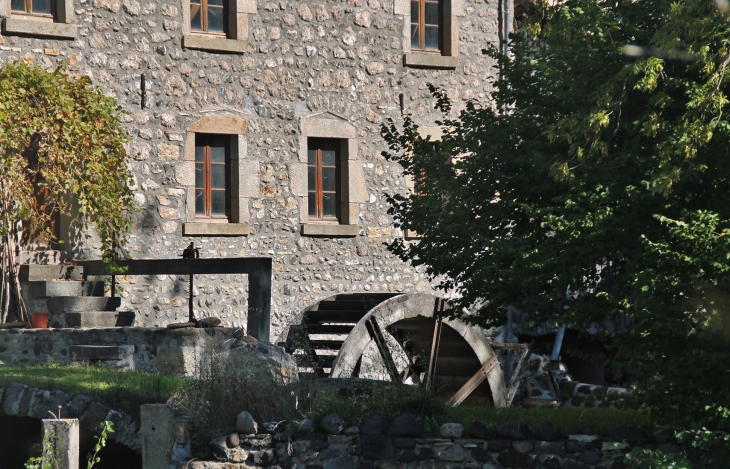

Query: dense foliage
left=0, top=61, right=133, bottom=322
left=382, top=0, right=730, bottom=425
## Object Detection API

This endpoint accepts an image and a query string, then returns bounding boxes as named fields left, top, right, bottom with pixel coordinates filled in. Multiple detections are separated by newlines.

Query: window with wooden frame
left=11, top=0, right=54, bottom=19
left=195, top=134, right=230, bottom=220
left=411, top=0, right=442, bottom=52
left=307, top=138, right=341, bottom=221
left=190, top=0, right=227, bottom=36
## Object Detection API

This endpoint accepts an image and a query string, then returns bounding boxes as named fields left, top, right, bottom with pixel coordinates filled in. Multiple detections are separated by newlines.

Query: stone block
left=183, top=222, right=250, bottom=236
left=27, top=280, right=83, bottom=298
left=63, top=395, right=92, bottom=419
left=1, top=383, right=28, bottom=416
left=80, top=401, right=111, bottom=433
left=404, top=53, right=459, bottom=69
left=301, top=224, right=359, bottom=237
left=182, top=34, right=247, bottom=54
left=47, top=296, right=121, bottom=313
left=175, top=160, right=195, bottom=186
left=233, top=158, right=260, bottom=198
left=188, top=114, right=247, bottom=134
left=28, top=388, right=52, bottom=419
left=3, top=17, right=78, bottom=38
left=69, top=345, right=135, bottom=360
left=21, top=265, right=83, bottom=281
left=141, top=405, right=176, bottom=469
left=42, top=419, right=80, bottom=469
left=348, top=162, right=368, bottom=203
left=290, top=162, right=307, bottom=197
left=234, top=0, right=256, bottom=13
left=55, top=310, right=135, bottom=328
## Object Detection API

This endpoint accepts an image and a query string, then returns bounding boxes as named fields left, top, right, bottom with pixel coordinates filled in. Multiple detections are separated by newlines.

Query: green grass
left=0, top=365, right=658, bottom=438
left=0, top=364, right=183, bottom=421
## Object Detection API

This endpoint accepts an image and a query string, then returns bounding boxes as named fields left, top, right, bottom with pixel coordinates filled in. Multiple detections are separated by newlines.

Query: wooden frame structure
left=189, top=0, right=227, bottom=35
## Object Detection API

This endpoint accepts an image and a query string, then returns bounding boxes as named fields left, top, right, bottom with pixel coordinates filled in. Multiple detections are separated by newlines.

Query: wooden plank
left=365, top=317, right=401, bottom=382
left=424, top=298, right=444, bottom=390
left=505, top=341, right=534, bottom=406
left=445, top=355, right=500, bottom=407
left=490, top=342, right=529, bottom=352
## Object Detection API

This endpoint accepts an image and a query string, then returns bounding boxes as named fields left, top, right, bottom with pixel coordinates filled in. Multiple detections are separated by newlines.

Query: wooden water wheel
left=284, top=293, right=517, bottom=407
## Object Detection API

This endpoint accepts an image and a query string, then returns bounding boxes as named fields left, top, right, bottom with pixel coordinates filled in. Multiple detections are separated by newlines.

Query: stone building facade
left=1, top=0, right=502, bottom=342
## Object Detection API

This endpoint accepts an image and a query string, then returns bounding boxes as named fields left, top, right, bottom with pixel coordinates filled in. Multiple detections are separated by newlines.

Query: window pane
left=425, top=26, right=439, bottom=49
left=208, top=5, right=224, bottom=33
left=210, top=145, right=226, bottom=163
left=308, top=149, right=316, bottom=165
left=208, top=0, right=224, bottom=5
left=322, top=193, right=336, bottom=218
left=11, top=0, right=25, bottom=11
left=425, top=2, right=439, bottom=25
left=308, top=167, right=316, bottom=191
left=308, top=193, right=317, bottom=217
left=195, top=145, right=204, bottom=162
left=195, top=163, right=204, bottom=188
left=411, top=24, right=419, bottom=49
left=32, top=0, right=52, bottom=14
left=411, top=1, right=419, bottom=22
left=195, top=190, right=205, bottom=214
left=211, top=190, right=226, bottom=215
left=211, top=164, right=225, bottom=189
left=322, top=167, right=336, bottom=192
left=190, top=3, right=202, bottom=30
left=322, top=149, right=337, bottom=167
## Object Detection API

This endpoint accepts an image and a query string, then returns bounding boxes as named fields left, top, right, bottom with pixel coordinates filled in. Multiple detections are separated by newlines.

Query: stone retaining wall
left=0, top=326, right=231, bottom=375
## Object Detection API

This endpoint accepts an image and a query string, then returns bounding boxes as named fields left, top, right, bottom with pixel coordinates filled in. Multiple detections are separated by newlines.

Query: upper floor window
left=195, top=134, right=230, bottom=219
left=411, top=0, right=442, bottom=52
left=190, top=0, right=227, bottom=36
left=308, top=138, right=340, bottom=221
left=11, top=0, right=54, bottom=19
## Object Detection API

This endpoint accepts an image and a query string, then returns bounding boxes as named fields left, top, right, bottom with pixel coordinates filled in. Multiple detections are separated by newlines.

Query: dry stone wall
left=0, top=0, right=500, bottom=339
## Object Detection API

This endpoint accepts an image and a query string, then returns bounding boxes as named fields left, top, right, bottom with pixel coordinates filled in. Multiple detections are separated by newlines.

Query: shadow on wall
left=0, top=416, right=141, bottom=469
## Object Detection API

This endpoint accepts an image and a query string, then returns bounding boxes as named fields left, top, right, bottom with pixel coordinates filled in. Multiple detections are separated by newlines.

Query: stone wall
left=1, top=0, right=502, bottom=339
left=0, top=326, right=231, bottom=375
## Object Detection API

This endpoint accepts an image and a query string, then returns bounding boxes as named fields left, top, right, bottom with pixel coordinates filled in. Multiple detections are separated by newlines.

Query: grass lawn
left=0, top=364, right=183, bottom=421
left=0, top=365, right=657, bottom=437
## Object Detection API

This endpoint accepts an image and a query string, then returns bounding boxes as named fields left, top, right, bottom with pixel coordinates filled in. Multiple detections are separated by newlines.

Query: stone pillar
left=42, top=419, right=79, bottom=469
left=140, top=404, right=175, bottom=469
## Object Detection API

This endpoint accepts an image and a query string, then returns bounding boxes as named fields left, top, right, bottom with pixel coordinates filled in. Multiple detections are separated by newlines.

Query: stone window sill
left=301, top=223, right=359, bottom=237
left=405, top=229, right=421, bottom=239
left=404, top=52, right=459, bottom=69
left=182, top=34, right=247, bottom=54
left=183, top=222, right=249, bottom=236
left=3, top=17, right=78, bottom=39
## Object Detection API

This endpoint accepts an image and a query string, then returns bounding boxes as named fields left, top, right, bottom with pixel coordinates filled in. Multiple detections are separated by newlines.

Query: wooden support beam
left=504, top=340, right=534, bottom=406
left=365, top=317, right=401, bottom=382
left=446, top=354, right=500, bottom=407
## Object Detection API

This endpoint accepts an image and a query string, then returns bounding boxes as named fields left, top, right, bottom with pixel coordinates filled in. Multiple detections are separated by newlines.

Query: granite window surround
left=396, top=0, right=463, bottom=69
left=0, top=0, right=77, bottom=39
left=177, top=114, right=255, bottom=237
left=293, top=112, right=368, bottom=238
left=181, top=0, right=255, bottom=54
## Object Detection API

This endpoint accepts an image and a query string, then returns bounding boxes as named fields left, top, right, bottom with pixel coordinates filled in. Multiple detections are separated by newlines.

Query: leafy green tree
left=382, top=0, right=730, bottom=423
left=0, top=61, right=133, bottom=323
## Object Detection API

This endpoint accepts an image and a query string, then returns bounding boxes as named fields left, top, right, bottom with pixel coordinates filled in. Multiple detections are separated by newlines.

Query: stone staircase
left=20, top=264, right=134, bottom=328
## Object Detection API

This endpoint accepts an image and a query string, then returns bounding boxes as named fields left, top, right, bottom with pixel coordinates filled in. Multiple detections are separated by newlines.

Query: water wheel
left=284, top=293, right=508, bottom=406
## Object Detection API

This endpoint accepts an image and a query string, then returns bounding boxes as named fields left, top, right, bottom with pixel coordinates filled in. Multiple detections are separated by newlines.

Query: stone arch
left=0, top=383, right=140, bottom=453
left=330, top=293, right=508, bottom=406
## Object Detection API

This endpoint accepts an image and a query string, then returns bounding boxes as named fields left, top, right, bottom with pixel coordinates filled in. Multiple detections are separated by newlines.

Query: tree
left=382, top=0, right=730, bottom=422
left=0, top=60, right=133, bottom=324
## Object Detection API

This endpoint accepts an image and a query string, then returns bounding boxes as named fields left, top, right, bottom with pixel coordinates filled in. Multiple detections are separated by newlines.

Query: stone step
left=48, top=311, right=135, bottom=328
left=27, top=280, right=105, bottom=298
left=47, top=296, right=121, bottom=313
left=19, top=250, right=65, bottom=265
left=20, top=264, right=84, bottom=282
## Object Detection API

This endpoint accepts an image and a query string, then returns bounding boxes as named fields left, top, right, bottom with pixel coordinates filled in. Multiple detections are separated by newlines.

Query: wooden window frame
left=10, top=0, right=55, bottom=20
left=411, top=0, right=443, bottom=52
left=190, top=0, right=228, bottom=37
left=194, top=134, right=230, bottom=220
left=308, top=138, right=341, bottom=222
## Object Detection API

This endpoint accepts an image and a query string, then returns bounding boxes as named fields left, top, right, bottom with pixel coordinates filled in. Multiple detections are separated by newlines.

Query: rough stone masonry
left=0, top=0, right=501, bottom=342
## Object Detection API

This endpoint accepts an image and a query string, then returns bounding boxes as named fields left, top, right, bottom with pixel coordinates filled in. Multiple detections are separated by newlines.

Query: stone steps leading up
left=49, top=310, right=135, bottom=328
left=47, top=296, right=121, bottom=313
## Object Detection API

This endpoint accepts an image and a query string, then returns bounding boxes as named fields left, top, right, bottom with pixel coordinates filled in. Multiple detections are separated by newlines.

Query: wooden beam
left=365, top=317, right=400, bottom=382
left=446, top=354, right=500, bottom=407
left=504, top=340, right=534, bottom=406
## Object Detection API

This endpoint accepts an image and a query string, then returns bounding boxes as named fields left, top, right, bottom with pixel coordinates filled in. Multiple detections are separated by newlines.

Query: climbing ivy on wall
left=0, top=60, right=134, bottom=323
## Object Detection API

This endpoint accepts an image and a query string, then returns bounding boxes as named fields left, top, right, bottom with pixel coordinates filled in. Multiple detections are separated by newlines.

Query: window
left=190, top=0, right=226, bottom=36
left=11, top=0, right=53, bottom=19
left=195, top=134, right=230, bottom=220
left=411, top=0, right=442, bottom=52
left=308, top=138, right=341, bottom=221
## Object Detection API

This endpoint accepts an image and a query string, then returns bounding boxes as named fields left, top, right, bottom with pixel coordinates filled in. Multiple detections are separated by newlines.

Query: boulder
left=321, top=414, right=345, bottom=434
left=497, top=421, right=531, bottom=440
left=392, top=413, right=424, bottom=437
left=612, top=426, right=648, bottom=444
left=197, top=316, right=222, bottom=327
left=236, top=411, right=258, bottom=435
left=469, top=420, right=490, bottom=439
left=230, top=340, right=298, bottom=383
left=297, top=418, right=315, bottom=434
left=439, top=423, right=464, bottom=439
left=533, top=421, right=560, bottom=441
left=360, top=415, right=384, bottom=435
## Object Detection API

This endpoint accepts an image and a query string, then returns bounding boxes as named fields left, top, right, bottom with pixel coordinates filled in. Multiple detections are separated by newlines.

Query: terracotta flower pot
left=31, top=312, right=49, bottom=329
